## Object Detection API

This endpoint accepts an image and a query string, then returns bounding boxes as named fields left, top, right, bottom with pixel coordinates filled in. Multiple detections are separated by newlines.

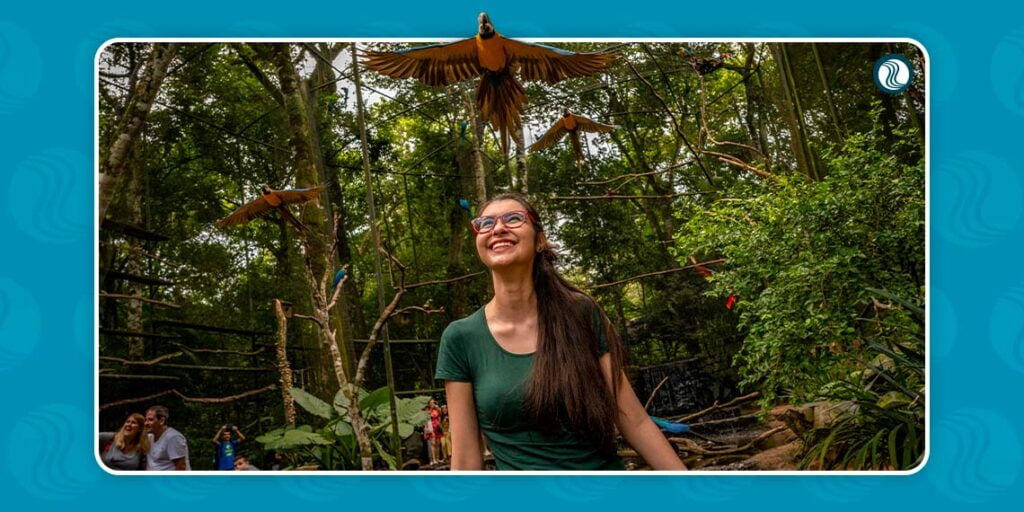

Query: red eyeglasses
left=470, top=210, right=537, bottom=234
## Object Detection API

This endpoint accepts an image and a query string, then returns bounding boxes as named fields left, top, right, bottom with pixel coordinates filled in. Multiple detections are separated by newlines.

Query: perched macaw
left=458, top=198, right=472, bottom=215
left=650, top=416, right=690, bottom=434
left=332, top=268, right=348, bottom=290
left=216, top=184, right=323, bottom=233
left=362, top=12, right=615, bottom=153
left=680, top=47, right=731, bottom=76
left=528, top=108, right=617, bottom=166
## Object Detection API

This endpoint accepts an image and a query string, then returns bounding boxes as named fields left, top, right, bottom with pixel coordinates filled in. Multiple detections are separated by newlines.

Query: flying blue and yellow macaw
left=216, top=184, right=324, bottom=233
left=362, top=13, right=615, bottom=153
left=528, top=108, right=617, bottom=166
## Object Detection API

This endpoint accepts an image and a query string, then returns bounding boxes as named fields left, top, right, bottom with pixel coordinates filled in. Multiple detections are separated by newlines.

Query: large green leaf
left=371, top=435, right=397, bottom=470
left=877, top=390, right=912, bottom=409
left=359, top=386, right=393, bottom=419
left=396, top=395, right=430, bottom=424
left=289, top=387, right=334, bottom=419
left=259, top=426, right=333, bottom=450
left=277, top=428, right=333, bottom=448
left=332, top=419, right=354, bottom=437
left=254, top=427, right=285, bottom=445
left=397, top=422, right=414, bottom=439
left=333, top=385, right=368, bottom=417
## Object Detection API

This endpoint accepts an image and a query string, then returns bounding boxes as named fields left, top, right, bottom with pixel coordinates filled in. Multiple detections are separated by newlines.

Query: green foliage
left=799, top=288, right=925, bottom=470
left=255, top=386, right=429, bottom=470
left=676, top=117, right=924, bottom=406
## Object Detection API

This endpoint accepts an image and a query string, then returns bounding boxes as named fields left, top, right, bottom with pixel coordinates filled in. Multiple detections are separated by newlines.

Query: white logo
left=874, top=54, right=914, bottom=94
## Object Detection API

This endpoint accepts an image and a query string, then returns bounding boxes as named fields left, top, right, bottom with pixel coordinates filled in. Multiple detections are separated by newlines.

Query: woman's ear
left=536, top=233, right=549, bottom=253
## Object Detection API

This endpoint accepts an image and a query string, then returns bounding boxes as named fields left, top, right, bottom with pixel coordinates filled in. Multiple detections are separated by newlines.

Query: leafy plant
left=256, top=386, right=429, bottom=470
left=676, top=117, right=924, bottom=406
left=798, top=287, right=925, bottom=470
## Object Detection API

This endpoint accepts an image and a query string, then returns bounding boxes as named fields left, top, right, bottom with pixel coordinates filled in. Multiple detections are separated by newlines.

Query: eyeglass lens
left=474, top=211, right=527, bottom=232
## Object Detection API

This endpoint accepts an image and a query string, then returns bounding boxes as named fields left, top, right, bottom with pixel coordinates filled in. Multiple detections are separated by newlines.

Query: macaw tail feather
left=279, top=206, right=307, bottom=234
left=477, top=69, right=525, bottom=155
left=570, top=131, right=584, bottom=165
left=650, top=416, right=690, bottom=434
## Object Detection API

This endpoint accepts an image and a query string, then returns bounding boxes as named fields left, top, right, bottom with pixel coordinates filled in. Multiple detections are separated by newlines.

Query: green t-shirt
left=434, top=305, right=623, bottom=470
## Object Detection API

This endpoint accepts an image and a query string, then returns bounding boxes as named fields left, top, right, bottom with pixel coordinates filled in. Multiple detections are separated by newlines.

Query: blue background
left=1, top=0, right=1022, bottom=508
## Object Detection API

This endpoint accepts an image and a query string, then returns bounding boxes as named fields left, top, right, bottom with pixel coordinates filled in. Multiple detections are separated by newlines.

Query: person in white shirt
left=144, top=405, right=190, bottom=470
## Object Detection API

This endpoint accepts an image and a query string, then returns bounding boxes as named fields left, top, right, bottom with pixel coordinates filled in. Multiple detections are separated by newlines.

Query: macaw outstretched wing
left=504, top=40, right=615, bottom=84
left=275, top=187, right=324, bottom=205
left=362, top=39, right=482, bottom=86
left=572, top=115, right=617, bottom=133
left=217, top=197, right=275, bottom=228
left=528, top=118, right=570, bottom=153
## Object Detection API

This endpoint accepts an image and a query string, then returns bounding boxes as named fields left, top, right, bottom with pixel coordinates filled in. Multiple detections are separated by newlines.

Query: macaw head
left=260, top=184, right=272, bottom=195
left=478, top=12, right=495, bottom=37
left=562, top=107, right=572, bottom=117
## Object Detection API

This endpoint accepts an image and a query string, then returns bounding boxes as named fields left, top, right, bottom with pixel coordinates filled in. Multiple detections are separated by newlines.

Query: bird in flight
left=216, top=184, right=324, bottom=233
left=528, top=108, right=617, bottom=166
left=362, top=12, right=615, bottom=154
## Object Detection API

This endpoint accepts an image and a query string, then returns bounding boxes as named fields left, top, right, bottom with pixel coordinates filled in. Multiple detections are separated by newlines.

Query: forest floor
left=623, top=402, right=804, bottom=471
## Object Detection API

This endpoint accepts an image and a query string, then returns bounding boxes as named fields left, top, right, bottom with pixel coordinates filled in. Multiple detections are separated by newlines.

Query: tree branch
left=589, top=258, right=726, bottom=290
left=99, top=384, right=277, bottom=410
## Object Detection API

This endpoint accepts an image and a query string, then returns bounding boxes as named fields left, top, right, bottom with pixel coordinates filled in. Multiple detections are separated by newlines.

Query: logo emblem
left=873, top=54, right=914, bottom=94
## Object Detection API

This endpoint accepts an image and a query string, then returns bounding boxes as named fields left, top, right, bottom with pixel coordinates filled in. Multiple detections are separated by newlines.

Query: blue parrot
left=458, top=198, right=472, bottom=215
left=332, top=268, right=348, bottom=290
left=459, top=121, right=469, bottom=143
left=650, top=416, right=690, bottom=434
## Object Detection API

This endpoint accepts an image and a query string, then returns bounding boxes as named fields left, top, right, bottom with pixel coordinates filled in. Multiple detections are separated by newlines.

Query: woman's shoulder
left=441, top=306, right=486, bottom=339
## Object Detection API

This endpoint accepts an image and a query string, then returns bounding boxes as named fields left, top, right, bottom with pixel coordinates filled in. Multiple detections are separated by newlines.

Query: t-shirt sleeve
left=167, top=432, right=188, bottom=461
left=98, top=432, right=114, bottom=448
left=434, top=323, right=471, bottom=381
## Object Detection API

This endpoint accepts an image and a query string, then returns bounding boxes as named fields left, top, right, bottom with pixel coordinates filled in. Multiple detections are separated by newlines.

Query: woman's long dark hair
left=479, top=193, right=625, bottom=453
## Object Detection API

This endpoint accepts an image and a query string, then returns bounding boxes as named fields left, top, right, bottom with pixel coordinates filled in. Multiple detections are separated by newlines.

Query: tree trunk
left=770, top=43, right=815, bottom=179
left=447, top=129, right=471, bottom=321
left=100, top=43, right=178, bottom=221
left=464, top=91, right=488, bottom=205
left=273, top=299, right=297, bottom=427
left=124, top=146, right=145, bottom=359
left=269, top=44, right=345, bottom=401
left=811, top=43, right=845, bottom=143
left=512, top=125, right=528, bottom=194
left=741, top=43, right=770, bottom=165
left=304, top=42, right=359, bottom=379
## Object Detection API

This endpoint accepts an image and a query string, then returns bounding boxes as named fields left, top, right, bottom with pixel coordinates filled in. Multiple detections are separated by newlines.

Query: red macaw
left=690, top=256, right=737, bottom=309
left=690, top=255, right=714, bottom=279
left=216, top=184, right=323, bottom=233
left=528, top=108, right=617, bottom=166
left=362, top=13, right=615, bottom=153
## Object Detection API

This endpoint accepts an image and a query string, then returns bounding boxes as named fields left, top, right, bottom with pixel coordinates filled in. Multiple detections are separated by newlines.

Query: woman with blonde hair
left=99, top=412, right=150, bottom=470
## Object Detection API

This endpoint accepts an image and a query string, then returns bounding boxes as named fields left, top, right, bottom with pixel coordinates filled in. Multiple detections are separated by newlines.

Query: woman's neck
left=488, top=268, right=536, bottom=322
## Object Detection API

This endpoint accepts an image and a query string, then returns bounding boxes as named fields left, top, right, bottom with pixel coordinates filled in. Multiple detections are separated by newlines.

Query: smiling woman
left=98, top=412, right=150, bottom=470
left=435, top=193, right=686, bottom=471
